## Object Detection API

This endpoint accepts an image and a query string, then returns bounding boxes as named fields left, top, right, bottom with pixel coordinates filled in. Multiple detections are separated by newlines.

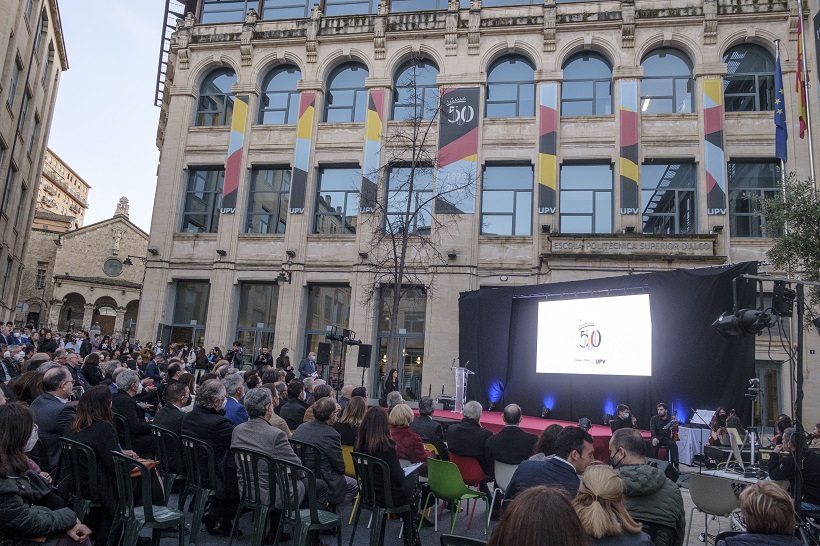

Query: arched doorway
left=59, top=293, right=86, bottom=332
left=124, top=300, right=140, bottom=341
left=93, top=296, right=118, bottom=336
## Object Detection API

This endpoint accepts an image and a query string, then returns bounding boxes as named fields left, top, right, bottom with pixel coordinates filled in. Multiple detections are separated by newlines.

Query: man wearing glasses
left=29, top=366, right=77, bottom=470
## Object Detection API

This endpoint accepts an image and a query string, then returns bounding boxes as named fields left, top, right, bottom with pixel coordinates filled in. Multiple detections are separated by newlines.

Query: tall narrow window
left=641, top=48, right=694, bottom=114
left=324, top=63, right=369, bottom=123
left=304, top=284, right=351, bottom=382
left=235, top=282, right=278, bottom=359
left=28, top=114, right=40, bottom=155
left=723, top=44, right=775, bottom=112
left=7, top=57, right=22, bottom=107
left=386, top=166, right=434, bottom=235
left=180, top=168, right=224, bottom=233
left=259, top=65, right=301, bottom=124
left=559, top=163, right=613, bottom=233
left=16, top=90, right=30, bottom=134
left=195, top=68, right=237, bottom=126
left=42, top=42, right=53, bottom=87
left=641, top=161, right=696, bottom=234
left=246, top=167, right=290, bottom=234
left=25, top=0, right=35, bottom=22
left=14, top=184, right=27, bottom=228
left=481, top=164, right=533, bottom=236
left=35, top=268, right=46, bottom=289
left=486, top=55, right=535, bottom=118
left=314, top=167, right=359, bottom=235
left=1, top=165, right=17, bottom=213
left=173, top=281, right=210, bottom=325
left=1, top=258, right=12, bottom=300
left=561, top=52, right=613, bottom=116
left=728, top=160, right=781, bottom=237
left=392, top=59, right=439, bottom=120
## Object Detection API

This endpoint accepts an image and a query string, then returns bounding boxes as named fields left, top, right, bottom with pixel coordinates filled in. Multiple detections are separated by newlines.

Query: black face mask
left=610, top=451, right=625, bottom=469
left=718, top=415, right=727, bottom=426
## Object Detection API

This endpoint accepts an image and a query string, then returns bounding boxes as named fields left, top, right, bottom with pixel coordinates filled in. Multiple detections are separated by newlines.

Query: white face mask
left=286, top=351, right=290, bottom=358
left=220, top=398, right=228, bottom=411
left=136, top=382, right=144, bottom=395
left=25, top=425, right=39, bottom=453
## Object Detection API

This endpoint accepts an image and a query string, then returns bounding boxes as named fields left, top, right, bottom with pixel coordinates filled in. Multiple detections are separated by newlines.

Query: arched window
left=561, top=52, right=613, bottom=116
left=640, top=48, right=693, bottom=114
left=392, top=58, right=440, bottom=120
left=259, top=65, right=302, bottom=124
left=195, top=68, right=237, bottom=126
left=324, top=62, right=369, bottom=122
left=723, top=44, right=775, bottom=112
left=486, top=55, right=535, bottom=118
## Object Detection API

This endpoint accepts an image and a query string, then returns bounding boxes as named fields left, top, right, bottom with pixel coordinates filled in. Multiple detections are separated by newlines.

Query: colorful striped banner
left=703, top=79, right=726, bottom=214
left=619, top=80, right=640, bottom=215
left=289, top=92, right=316, bottom=214
left=360, top=89, right=384, bottom=214
left=221, top=95, right=248, bottom=213
left=436, top=87, right=479, bottom=214
left=537, top=83, right=558, bottom=214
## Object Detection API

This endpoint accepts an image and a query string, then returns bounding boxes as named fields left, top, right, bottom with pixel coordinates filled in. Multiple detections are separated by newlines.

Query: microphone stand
left=690, top=408, right=710, bottom=474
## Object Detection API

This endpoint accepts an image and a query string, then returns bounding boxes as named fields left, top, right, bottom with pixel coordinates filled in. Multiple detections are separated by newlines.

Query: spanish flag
left=796, top=13, right=808, bottom=139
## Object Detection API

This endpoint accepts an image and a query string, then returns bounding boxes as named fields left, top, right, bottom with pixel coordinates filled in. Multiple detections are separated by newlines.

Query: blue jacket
left=717, top=534, right=802, bottom=546
left=224, top=397, right=249, bottom=427
left=144, top=359, right=162, bottom=382
left=505, top=456, right=580, bottom=499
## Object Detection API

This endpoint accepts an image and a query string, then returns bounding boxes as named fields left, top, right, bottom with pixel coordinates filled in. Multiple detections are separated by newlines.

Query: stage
left=430, top=409, right=652, bottom=462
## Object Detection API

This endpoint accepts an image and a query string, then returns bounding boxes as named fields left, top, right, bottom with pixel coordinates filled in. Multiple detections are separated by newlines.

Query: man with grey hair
left=410, top=396, right=448, bottom=460
left=182, top=379, right=239, bottom=535
left=64, top=352, right=88, bottom=388
left=445, top=400, right=494, bottom=476
left=302, top=383, right=334, bottom=424
left=222, top=372, right=248, bottom=426
left=112, top=369, right=155, bottom=457
left=769, top=427, right=820, bottom=509
left=386, top=391, right=404, bottom=412
left=339, top=384, right=354, bottom=411
left=292, top=397, right=358, bottom=506
left=232, top=388, right=327, bottom=541
left=303, top=376, right=314, bottom=403
left=485, top=404, right=538, bottom=469
left=29, top=365, right=76, bottom=469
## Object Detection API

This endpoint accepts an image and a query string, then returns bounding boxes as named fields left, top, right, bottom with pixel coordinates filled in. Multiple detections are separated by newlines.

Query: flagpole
left=798, top=0, right=817, bottom=190
left=776, top=39, right=787, bottom=184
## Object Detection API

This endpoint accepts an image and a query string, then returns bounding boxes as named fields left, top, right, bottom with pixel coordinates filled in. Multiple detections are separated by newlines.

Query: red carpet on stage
left=431, top=409, right=651, bottom=462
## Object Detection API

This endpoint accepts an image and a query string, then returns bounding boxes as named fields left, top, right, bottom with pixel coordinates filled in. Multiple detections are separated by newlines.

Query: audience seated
left=292, top=397, right=358, bottom=506
left=180, top=379, right=239, bottom=536
left=302, top=383, right=334, bottom=424
left=573, top=464, right=652, bottom=545
left=279, top=379, right=309, bottom=430
left=13, top=370, right=45, bottom=405
left=716, top=481, right=802, bottom=546
left=505, top=426, right=595, bottom=499
left=530, top=424, right=563, bottom=462
left=333, top=395, right=365, bottom=446
left=260, top=383, right=291, bottom=438
left=222, top=372, right=249, bottom=427
left=486, top=403, right=538, bottom=468
left=609, top=428, right=685, bottom=545
left=386, top=391, right=403, bottom=413
left=152, top=381, right=189, bottom=437
left=409, top=396, right=448, bottom=460
left=29, top=366, right=76, bottom=471
left=338, top=384, right=354, bottom=411
left=81, top=353, right=104, bottom=387
left=0, top=402, right=91, bottom=546
left=389, top=403, right=433, bottom=471
left=351, top=386, right=367, bottom=399
left=768, top=427, right=820, bottom=510
left=487, top=485, right=589, bottom=546
left=445, top=400, right=494, bottom=476
left=111, top=369, right=154, bottom=457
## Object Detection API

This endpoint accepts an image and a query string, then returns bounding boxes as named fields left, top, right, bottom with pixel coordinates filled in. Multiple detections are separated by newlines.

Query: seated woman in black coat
left=0, top=402, right=91, bottom=546
left=356, top=406, right=421, bottom=546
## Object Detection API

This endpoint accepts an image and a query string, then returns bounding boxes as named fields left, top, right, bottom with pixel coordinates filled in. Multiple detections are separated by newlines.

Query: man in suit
left=505, top=426, right=595, bottom=499
left=485, top=404, right=538, bottom=470
left=222, top=372, right=248, bottom=427
left=279, top=379, right=309, bottom=429
left=446, top=400, right=494, bottom=475
left=29, top=366, right=77, bottom=470
left=153, top=381, right=189, bottom=437
left=291, top=397, right=358, bottom=506
left=410, top=396, right=449, bottom=460
left=112, top=369, right=155, bottom=457
left=232, top=388, right=328, bottom=543
left=298, top=351, right=317, bottom=380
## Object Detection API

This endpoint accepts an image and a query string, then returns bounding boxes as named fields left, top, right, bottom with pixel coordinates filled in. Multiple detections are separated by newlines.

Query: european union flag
left=775, top=53, right=788, bottom=162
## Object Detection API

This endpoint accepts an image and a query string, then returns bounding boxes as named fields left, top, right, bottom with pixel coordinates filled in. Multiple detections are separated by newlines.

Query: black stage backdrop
left=458, top=262, right=758, bottom=429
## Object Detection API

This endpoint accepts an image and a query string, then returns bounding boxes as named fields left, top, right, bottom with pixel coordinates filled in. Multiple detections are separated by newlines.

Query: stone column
left=613, top=66, right=644, bottom=232
left=48, top=301, right=62, bottom=330
left=114, top=306, right=127, bottom=339
left=82, top=303, right=95, bottom=330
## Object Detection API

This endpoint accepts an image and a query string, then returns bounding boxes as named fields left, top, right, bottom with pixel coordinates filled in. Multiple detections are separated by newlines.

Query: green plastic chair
left=110, top=451, right=185, bottom=546
left=180, top=434, right=218, bottom=546
left=113, top=413, right=133, bottom=451
left=150, top=424, right=187, bottom=509
left=440, top=535, right=487, bottom=546
left=271, top=457, right=342, bottom=546
left=349, top=452, right=414, bottom=546
left=229, top=447, right=278, bottom=546
left=419, top=458, right=489, bottom=536
left=289, top=439, right=325, bottom=476
left=59, top=438, right=100, bottom=521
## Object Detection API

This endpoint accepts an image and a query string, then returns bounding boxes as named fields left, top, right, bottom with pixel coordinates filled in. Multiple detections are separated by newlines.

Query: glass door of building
left=376, top=334, right=424, bottom=400
left=754, top=361, right=782, bottom=430
left=235, top=329, right=275, bottom=368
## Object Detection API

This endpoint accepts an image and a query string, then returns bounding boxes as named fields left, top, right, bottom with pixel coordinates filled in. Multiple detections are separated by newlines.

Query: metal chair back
left=113, top=412, right=132, bottom=450
left=59, top=438, right=99, bottom=521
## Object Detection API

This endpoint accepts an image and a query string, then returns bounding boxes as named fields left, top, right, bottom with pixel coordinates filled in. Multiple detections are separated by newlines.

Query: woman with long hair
left=530, top=423, right=564, bottom=461
left=275, top=347, right=294, bottom=382
left=356, top=406, right=421, bottom=546
left=38, top=330, right=59, bottom=355
left=384, top=368, right=399, bottom=396
left=11, top=371, right=45, bottom=405
left=0, top=402, right=91, bottom=545
left=488, top=485, right=590, bottom=546
left=334, top=395, right=366, bottom=445
left=81, top=353, right=104, bottom=386
left=573, top=465, right=652, bottom=545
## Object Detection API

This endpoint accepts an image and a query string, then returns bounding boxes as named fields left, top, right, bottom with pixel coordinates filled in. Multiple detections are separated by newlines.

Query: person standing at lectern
left=649, top=402, right=679, bottom=470
left=298, top=351, right=318, bottom=380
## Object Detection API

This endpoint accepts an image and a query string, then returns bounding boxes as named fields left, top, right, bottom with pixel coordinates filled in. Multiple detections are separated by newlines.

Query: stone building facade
left=37, top=148, right=90, bottom=228
left=139, top=0, right=819, bottom=424
left=16, top=199, right=147, bottom=338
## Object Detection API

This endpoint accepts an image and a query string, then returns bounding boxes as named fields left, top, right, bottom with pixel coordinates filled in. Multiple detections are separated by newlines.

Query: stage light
left=602, top=413, right=614, bottom=425
left=712, top=308, right=773, bottom=339
left=488, top=401, right=498, bottom=412
left=578, top=417, right=592, bottom=431
left=772, top=281, right=796, bottom=317
left=541, top=407, right=552, bottom=419
left=541, top=224, right=551, bottom=234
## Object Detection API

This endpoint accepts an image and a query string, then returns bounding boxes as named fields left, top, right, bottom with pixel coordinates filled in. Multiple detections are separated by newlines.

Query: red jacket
left=390, top=425, right=434, bottom=464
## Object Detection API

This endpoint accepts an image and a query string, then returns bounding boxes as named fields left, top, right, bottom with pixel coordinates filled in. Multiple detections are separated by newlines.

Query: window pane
left=515, top=191, right=532, bottom=235
left=238, top=283, right=278, bottom=328
left=482, top=215, right=513, bottom=236
left=560, top=164, right=612, bottom=189
left=483, top=191, right=515, bottom=213
left=594, top=192, right=612, bottom=233
left=561, top=215, right=592, bottom=233
left=561, top=190, right=593, bottom=213
left=306, top=285, right=351, bottom=331
left=486, top=103, right=517, bottom=118
left=173, top=281, right=210, bottom=324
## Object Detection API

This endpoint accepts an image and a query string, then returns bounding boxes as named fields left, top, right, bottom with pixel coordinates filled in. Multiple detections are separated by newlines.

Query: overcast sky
left=48, top=1, right=167, bottom=232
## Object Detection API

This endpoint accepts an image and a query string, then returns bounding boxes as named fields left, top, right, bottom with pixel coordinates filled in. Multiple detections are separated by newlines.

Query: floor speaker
left=645, top=457, right=680, bottom=483
left=316, top=342, right=331, bottom=367
left=357, top=344, right=372, bottom=368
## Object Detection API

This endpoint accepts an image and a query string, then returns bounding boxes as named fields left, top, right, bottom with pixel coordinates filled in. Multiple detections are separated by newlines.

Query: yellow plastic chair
left=341, top=444, right=361, bottom=525
left=424, top=443, right=440, bottom=458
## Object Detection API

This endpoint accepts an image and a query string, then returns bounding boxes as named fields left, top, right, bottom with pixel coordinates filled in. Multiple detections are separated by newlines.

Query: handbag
left=129, top=458, right=159, bottom=478
left=25, top=470, right=54, bottom=501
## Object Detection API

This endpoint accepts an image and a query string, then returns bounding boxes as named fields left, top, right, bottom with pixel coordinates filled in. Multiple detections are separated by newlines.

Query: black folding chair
left=59, top=438, right=100, bottom=521
left=180, top=434, right=218, bottom=546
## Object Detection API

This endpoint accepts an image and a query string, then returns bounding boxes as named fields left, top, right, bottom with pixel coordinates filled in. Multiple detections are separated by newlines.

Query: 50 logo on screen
left=578, top=322, right=602, bottom=351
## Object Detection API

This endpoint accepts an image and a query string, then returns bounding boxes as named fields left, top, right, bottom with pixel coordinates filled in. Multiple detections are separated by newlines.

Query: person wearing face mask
left=221, top=372, right=248, bottom=426
left=709, top=406, right=729, bottom=445
left=181, top=379, right=239, bottom=536
left=111, top=369, right=155, bottom=457
left=609, top=428, right=685, bottom=546
left=276, top=347, right=295, bottom=382
left=610, top=404, right=638, bottom=433
left=298, top=350, right=318, bottom=380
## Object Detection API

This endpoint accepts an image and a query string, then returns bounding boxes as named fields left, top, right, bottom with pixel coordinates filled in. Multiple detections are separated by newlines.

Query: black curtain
left=459, top=262, right=758, bottom=429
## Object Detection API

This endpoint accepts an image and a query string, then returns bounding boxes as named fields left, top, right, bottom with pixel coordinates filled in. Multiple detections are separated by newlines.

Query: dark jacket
left=445, top=418, right=494, bottom=475
left=409, top=415, right=449, bottom=460
left=181, top=404, right=235, bottom=491
left=29, top=393, right=76, bottom=471
left=292, top=420, right=348, bottom=505
left=82, top=363, right=104, bottom=387
left=505, top=457, right=580, bottom=499
left=618, top=463, right=685, bottom=546
left=279, top=398, right=309, bottom=430
left=332, top=422, right=358, bottom=446
left=768, top=449, right=820, bottom=505
left=254, top=353, right=273, bottom=369
left=0, top=475, right=77, bottom=545
left=194, top=348, right=209, bottom=370
left=610, top=415, right=635, bottom=433
left=111, top=389, right=154, bottom=457
left=593, top=532, right=653, bottom=545
left=144, top=360, right=162, bottom=383
left=364, top=447, right=410, bottom=506
left=717, top=534, right=803, bottom=546
left=38, top=339, right=58, bottom=354
left=152, top=403, right=185, bottom=437
left=62, top=420, right=120, bottom=518
left=485, top=425, right=538, bottom=467
left=79, top=339, right=92, bottom=358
